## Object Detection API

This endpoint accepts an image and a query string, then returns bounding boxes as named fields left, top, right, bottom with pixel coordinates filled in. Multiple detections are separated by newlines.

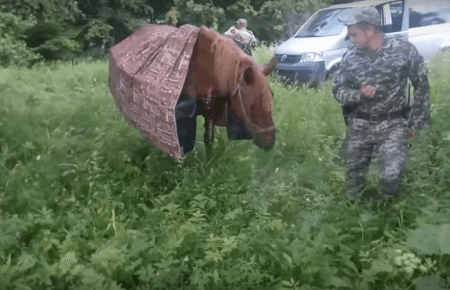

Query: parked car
left=273, top=0, right=450, bottom=87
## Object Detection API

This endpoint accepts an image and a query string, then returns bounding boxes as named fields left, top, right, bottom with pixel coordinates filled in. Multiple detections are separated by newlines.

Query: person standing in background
left=224, top=18, right=257, bottom=55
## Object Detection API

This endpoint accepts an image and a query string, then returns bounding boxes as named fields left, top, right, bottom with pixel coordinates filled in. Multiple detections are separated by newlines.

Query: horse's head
left=231, top=60, right=276, bottom=151
left=188, top=26, right=276, bottom=151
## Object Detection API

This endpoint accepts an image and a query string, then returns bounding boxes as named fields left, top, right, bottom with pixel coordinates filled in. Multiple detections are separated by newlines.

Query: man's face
left=347, top=24, right=373, bottom=49
left=238, top=22, right=247, bottom=29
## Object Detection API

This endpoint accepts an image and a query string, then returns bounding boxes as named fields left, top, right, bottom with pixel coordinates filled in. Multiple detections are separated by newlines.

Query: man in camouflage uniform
left=224, top=18, right=257, bottom=55
left=333, top=7, right=430, bottom=201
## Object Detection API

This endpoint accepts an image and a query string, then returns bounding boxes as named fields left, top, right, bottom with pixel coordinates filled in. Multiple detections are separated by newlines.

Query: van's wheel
left=326, top=64, right=339, bottom=81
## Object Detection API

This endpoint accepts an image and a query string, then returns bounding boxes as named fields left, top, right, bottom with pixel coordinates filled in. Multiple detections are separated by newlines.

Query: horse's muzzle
left=254, top=131, right=275, bottom=151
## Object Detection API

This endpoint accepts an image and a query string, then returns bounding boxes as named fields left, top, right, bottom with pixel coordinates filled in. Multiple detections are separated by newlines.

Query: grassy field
left=0, top=47, right=450, bottom=290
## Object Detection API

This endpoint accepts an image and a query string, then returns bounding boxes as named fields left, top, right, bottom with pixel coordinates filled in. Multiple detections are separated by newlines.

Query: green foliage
left=167, top=0, right=226, bottom=31
left=1, top=0, right=336, bottom=62
left=167, top=0, right=332, bottom=43
left=1, top=0, right=83, bottom=61
left=408, top=224, right=450, bottom=256
left=25, top=21, right=82, bottom=61
left=416, top=276, right=450, bottom=290
left=1, top=0, right=156, bottom=61
left=0, top=12, right=42, bottom=66
left=0, top=0, right=80, bottom=24
left=0, top=48, right=450, bottom=289
left=77, top=0, right=155, bottom=47
left=256, top=0, right=329, bottom=40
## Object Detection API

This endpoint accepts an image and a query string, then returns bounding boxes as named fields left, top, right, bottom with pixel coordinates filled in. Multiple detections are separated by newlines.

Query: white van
left=274, top=0, right=450, bottom=86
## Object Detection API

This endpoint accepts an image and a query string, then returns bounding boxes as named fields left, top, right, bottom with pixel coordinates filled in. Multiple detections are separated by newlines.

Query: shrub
left=0, top=12, right=42, bottom=67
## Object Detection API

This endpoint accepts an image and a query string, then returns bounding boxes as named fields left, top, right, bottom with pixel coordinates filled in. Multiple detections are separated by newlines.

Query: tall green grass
left=0, top=48, right=449, bottom=289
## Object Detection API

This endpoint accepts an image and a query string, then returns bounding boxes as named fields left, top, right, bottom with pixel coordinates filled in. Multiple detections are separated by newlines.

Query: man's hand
left=359, top=83, right=376, bottom=98
left=408, top=130, right=416, bottom=138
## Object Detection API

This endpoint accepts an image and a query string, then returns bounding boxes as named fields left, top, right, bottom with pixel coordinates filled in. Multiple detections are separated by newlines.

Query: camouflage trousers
left=344, top=117, right=409, bottom=201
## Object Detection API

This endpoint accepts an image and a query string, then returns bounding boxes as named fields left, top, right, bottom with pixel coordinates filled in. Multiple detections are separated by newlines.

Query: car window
left=390, top=2, right=404, bottom=32
left=379, top=2, right=404, bottom=33
left=409, top=3, right=450, bottom=28
left=294, top=8, right=351, bottom=38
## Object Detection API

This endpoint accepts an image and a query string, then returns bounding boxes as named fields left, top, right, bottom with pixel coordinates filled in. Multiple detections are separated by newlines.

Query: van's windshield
left=295, top=8, right=352, bottom=37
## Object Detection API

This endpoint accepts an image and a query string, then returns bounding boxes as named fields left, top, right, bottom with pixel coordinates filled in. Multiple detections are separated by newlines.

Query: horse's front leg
left=204, top=113, right=214, bottom=161
left=202, top=87, right=215, bottom=162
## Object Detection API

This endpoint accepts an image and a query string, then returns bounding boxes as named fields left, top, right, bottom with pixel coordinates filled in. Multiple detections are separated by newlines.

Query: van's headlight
left=300, top=52, right=324, bottom=62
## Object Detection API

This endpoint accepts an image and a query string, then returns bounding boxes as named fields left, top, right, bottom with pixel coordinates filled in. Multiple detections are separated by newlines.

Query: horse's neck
left=184, top=30, right=246, bottom=98
left=210, top=37, right=244, bottom=95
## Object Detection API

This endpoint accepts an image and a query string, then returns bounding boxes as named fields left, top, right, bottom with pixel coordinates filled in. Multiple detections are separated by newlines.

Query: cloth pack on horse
left=108, top=24, right=276, bottom=161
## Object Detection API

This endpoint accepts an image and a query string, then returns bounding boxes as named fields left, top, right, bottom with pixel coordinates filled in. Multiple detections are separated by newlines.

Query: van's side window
left=409, top=4, right=450, bottom=28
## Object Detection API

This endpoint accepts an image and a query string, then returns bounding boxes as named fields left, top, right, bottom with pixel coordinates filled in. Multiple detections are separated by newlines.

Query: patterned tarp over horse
left=108, top=24, right=201, bottom=160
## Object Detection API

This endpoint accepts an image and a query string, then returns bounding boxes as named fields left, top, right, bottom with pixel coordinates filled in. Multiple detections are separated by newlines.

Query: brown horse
left=183, top=26, right=276, bottom=153
left=108, top=24, right=276, bottom=160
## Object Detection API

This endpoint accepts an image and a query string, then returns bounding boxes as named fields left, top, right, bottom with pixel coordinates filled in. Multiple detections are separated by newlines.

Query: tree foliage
left=0, top=12, right=42, bottom=66
left=76, top=0, right=155, bottom=49
left=1, top=0, right=81, bottom=61
left=259, top=0, right=330, bottom=40
left=168, top=0, right=226, bottom=31
left=166, top=0, right=330, bottom=44
left=0, top=0, right=339, bottom=64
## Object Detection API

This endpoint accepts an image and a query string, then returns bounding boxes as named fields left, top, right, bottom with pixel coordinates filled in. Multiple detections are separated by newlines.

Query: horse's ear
left=262, top=57, right=277, bottom=76
left=243, top=67, right=255, bottom=85
left=262, top=64, right=273, bottom=76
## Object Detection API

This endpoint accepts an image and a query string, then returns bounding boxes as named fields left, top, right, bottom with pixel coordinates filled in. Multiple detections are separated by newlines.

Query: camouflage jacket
left=224, top=26, right=257, bottom=46
left=333, top=34, right=430, bottom=131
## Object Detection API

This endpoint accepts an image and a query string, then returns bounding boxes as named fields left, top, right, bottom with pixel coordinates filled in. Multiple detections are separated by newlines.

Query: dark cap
left=339, top=7, right=381, bottom=27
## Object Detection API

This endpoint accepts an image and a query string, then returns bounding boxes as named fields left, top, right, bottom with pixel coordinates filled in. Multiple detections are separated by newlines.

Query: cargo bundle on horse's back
left=108, top=24, right=276, bottom=161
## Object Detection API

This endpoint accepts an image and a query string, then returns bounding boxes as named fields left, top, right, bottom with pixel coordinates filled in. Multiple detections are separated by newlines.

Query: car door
left=377, top=1, right=408, bottom=42
left=405, top=0, right=450, bottom=61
